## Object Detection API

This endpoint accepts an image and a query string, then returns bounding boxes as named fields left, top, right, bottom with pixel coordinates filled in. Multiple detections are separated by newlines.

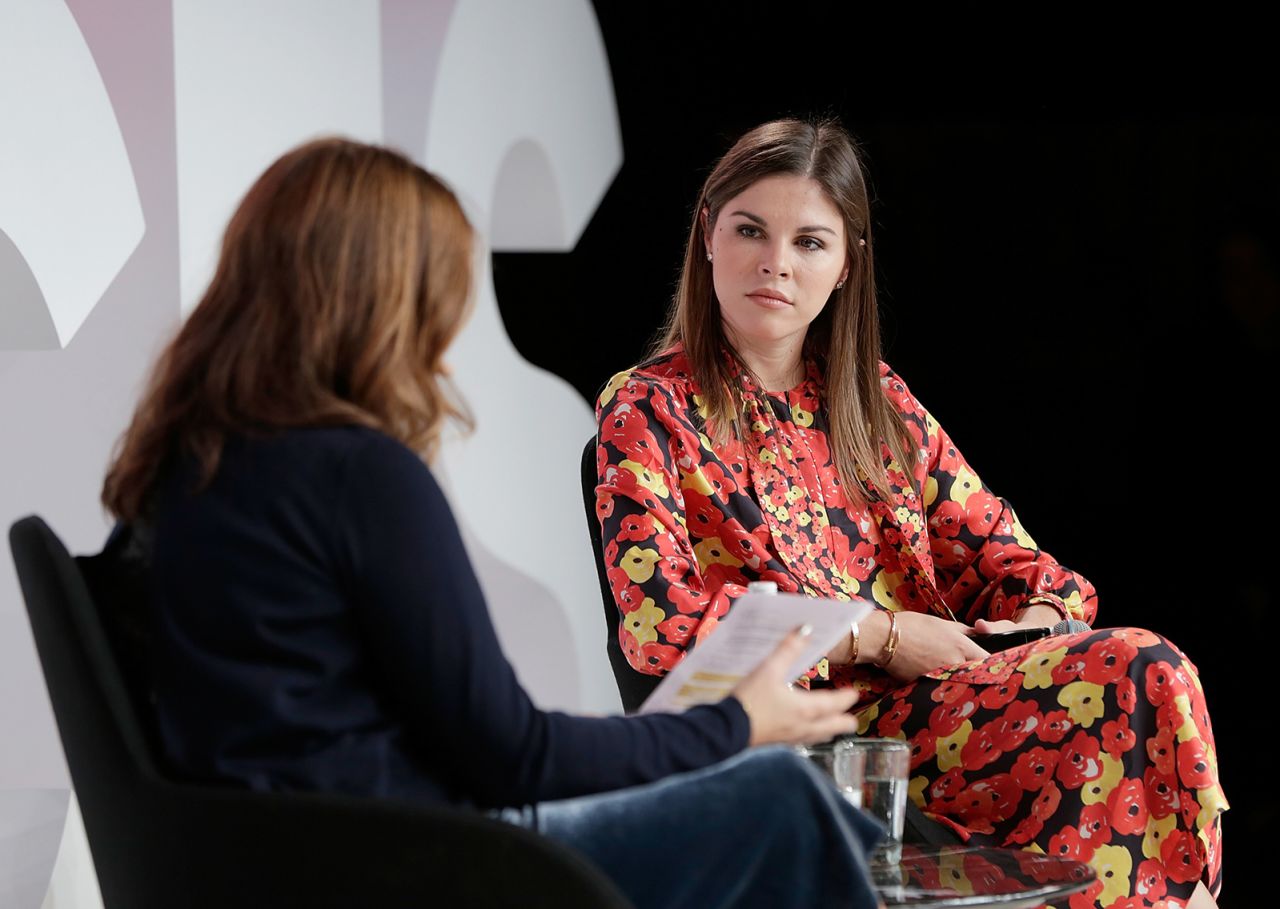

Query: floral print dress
left=594, top=345, right=1226, bottom=908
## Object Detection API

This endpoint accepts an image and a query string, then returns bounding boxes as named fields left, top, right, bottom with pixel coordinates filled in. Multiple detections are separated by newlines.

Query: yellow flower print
left=909, top=775, right=928, bottom=809
left=872, top=572, right=903, bottom=610
left=598, top=371, right=630, bottom=406
left=855, top=702, right=880, bottom=734
left=949, top=465, right=981, bottom=506
left=620, top=459, right=669, bottom=497
left=1081, top=752, right=1124, bottom=805
left=786, top=485, right=805, bottom=503
left=937, top=851, right=975, bottom=896
left=925, top=410, right=940, bottom=442
left=691, top=393, right=710, bottom=421
left=620, top=546, right=661, bottom=583
left=923, top=476, right=939, bottom=508
left=751, top=419, right=770, bottom=433
left=894, top=505, right=913, bottom=525
left=810, top=503, right=828, bottom=526
left=758, top=447, right=776, bottom=465
left=795, top=511, right=812, bottom=527
left=1090, top=844, right=1132, bottom=906
left=790, top=403, right=815, bottom=427
left=1196, top=784, right=1229, bottom=831
left=680, top=468, right=714, bottom=496
left=780, top=444, right=793, bottom=460
left=1171, top=693, right=1199, bottom=743
left=693, top=537, right=744, bottom=571
left=1061, top=590, right=1085, bottom=621
left=1058, top=681, right=1106, bottom=728
left=1018, top=646, right=1069, bottom=690
left=775, top=506, right=790, bottom=521
left=1142, top=812, right=1177, bottom=860
left=1010, top=517, right=1037, bottom=550
left=621, top=597, right=666, bottom=646
left=936, top=720, right=973, bottom=772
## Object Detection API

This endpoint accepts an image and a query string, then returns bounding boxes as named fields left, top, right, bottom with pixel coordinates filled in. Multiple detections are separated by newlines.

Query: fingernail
left=798, top=623, right=813, bottom=637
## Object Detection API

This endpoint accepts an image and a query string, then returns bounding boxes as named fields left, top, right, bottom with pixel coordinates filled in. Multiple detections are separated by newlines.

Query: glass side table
left=874, top=844, right=1096, bottom=908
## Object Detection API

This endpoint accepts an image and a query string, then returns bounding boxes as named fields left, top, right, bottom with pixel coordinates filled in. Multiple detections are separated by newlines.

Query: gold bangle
left=878, top=611, right=900, bottom=668
left=849, top=621, right=860, bottom=664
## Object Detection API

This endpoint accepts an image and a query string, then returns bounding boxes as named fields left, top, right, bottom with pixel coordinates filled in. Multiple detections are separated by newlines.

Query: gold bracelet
left=878, top=611, right=900, bottom=668
left=849, top=621, right=860, bottom=664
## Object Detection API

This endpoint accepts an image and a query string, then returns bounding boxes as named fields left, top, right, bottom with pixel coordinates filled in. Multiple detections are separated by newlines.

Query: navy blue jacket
left=148, top=426, right=748, bottom=809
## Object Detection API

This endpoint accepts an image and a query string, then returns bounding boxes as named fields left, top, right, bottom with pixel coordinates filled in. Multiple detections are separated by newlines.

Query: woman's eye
left=735, top=224, right=762, bottom=239
left=797, top=236, right=824, bottom=251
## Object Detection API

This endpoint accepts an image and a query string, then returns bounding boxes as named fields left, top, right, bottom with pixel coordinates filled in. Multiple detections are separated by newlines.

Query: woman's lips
left=746, top=293, right=793, bottom=309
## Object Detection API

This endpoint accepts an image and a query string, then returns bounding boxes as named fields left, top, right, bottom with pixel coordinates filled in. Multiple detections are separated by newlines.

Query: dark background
left=494, top=9, right=1274, bottom=892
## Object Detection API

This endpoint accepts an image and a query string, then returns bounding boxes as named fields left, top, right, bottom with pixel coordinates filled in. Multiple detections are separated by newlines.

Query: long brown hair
left=653, top=117, right=916, bottom=505
left=103, top=138, right=475, bottom=521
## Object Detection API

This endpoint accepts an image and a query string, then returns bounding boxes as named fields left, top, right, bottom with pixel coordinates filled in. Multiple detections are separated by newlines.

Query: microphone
left=1051, top=618, right=1092, bottom=635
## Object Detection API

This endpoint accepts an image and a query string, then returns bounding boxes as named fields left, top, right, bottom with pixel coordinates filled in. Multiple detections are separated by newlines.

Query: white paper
left=638, top=592, right=875, bottom=714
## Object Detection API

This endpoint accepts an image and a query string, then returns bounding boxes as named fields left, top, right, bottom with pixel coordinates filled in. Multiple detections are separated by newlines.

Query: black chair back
left=580, top=438, right=661, bottom=713
left=10, top=515, right=632, bottom=908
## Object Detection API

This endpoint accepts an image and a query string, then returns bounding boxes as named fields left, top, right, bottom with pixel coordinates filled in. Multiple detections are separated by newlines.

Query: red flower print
left=1048, top=825, right=1096, bottom=862
left=699, top=462, right=738, bottom=500
left=656, top=614, right=696, bottom=646
left=1031, top=780, right=1062, bottom=820
left=961, top=722, right=1004, bottom=771
left=928, top=698, right=978, bottom=738
left=682, top=490, right=724, bottom=539
left=992, top=700, right=1042, bottom=751
left=606, top=565, right=629, bottom=597
left=1057, top=730, right=1103, bottom=789
left=908, top=728, right=937, bottom=771
left=1146, top=726, right=1176, bottom=776
left=1068, top=881, right=1104, bottom=909
left=1161, top=829, right=1205, bottom=884
left=657, top=555, right=688, bottom=585
left=929, top=767, right=967, bottom=802
left=843, top=541, right=877, bottom=581
left=929, top=681, right=975, bottom=705
left=619, top=628, right=641, bottom=667
left=1177, top=737, right=1214, bottom=789
left=879, top=698, right=914, bottom=738
left=639, top=641, right=682, bottom=673
left=1145, top=660, right=1183, bottom=706
left=1144, top=767, right=1181, bottom=819
left=1108, top=898, right=1146, bottom=909
left=1049, top=651, right=1088, bottom=686
left=1078, top=803, right=1112, bottom=848
left=616, top=513, right=655, bottom=542
left=600, top=403, right=663, bottom=468
left=979, top=540, right=1024, bottom=577
left=1003, top=812, right=1045, bottom=846
left=965, top=490, right=1000, bottom=536
left=665, top=585, right=707, bottom=616
left=1101, top=714, right=1136, bottom=758
left=1134, top=859, right=1167, bottom=902
left=704, top=563, right=747, bottom=592
left=978, top=673, right=1025, bottom=710
left=1113, top=627, right=1162, bottom=648
left=616, top=583, right=645, bottom=613
left=1081, top=636, right=1138, bottom=685
left=818, top=468, right=848, bottom=509
left=1116, top=677, right=1137, bottom=714
left=930, top=500, right=967, bottom=539
left=719, top=521, right=767, bottom=566
left=1012, top=746, right=1060, bottom=791
left=1037, top=709, right=1073, bottom=743
left=596, top=493, right=614, bottom=520
left=953, top=774, right=1022, bottom=828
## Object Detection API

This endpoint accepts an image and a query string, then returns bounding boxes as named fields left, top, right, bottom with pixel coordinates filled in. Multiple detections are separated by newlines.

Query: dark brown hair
left=103, top=138, right=475, bottom=521
left=653, top=117, right=916, bottom=504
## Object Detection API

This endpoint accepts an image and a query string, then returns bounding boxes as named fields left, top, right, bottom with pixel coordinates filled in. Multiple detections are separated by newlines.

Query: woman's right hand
left=867, top=611, right=989, bottom=681
left=732, top=625, right=861, bottom=747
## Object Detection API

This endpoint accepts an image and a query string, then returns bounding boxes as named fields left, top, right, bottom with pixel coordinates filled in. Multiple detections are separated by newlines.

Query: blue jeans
left=507, top=746, right=885, bottom=909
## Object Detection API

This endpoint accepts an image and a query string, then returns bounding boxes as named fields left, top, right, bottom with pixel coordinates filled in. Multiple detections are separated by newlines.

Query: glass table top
left=874, top=844, right=1095, bottom=908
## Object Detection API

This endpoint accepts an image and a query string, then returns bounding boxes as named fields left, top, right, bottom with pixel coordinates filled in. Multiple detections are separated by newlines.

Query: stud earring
left=706, top=252, right=713, bottom=262
left=836, top=280, right=845, bottom=289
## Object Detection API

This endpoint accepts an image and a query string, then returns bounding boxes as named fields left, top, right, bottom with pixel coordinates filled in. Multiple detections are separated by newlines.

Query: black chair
left=9, top=515, right=633, bottom=909
left=580, top=437, right=662, bottom=713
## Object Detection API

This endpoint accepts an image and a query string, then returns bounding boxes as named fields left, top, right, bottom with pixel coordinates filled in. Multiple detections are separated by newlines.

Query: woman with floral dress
left=594, top=118, right=1227, bottom=908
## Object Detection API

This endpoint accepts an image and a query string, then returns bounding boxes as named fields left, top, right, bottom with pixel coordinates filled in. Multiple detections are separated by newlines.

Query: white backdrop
left=0, top=2, right=622, bottom=905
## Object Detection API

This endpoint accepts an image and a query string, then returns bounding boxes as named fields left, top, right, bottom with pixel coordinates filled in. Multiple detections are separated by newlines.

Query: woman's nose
left=758, top=241, right=790, bottom=278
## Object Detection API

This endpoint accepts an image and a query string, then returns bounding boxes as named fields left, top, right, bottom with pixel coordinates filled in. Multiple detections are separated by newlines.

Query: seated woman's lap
left=859, top=626, right=1225, bottom=903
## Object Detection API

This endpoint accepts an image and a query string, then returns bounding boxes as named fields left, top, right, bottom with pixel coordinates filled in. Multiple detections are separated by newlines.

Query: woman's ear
left=700, top=206, right=713, bottom=258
